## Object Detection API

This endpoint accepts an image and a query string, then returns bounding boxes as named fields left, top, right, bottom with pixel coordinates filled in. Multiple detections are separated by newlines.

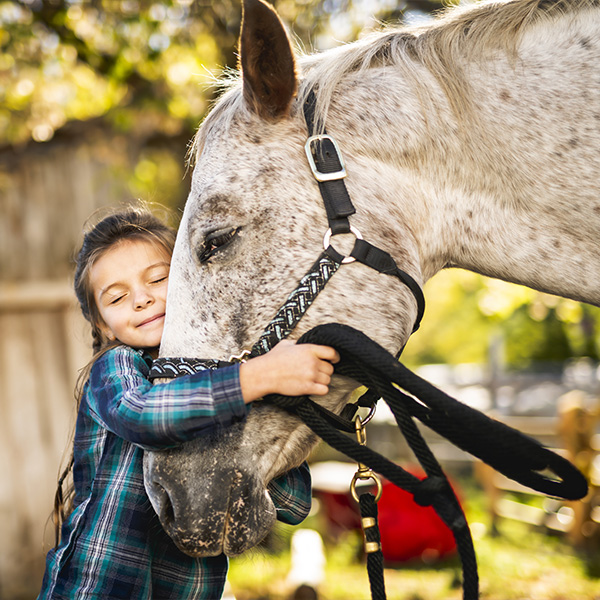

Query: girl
left=38, top=206, right=339, bottom=600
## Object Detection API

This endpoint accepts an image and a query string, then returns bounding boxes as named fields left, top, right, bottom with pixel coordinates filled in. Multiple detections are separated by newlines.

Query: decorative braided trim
left=251, top=252, right=340, bottom=356
left=149, top=357, right=222, bottom=380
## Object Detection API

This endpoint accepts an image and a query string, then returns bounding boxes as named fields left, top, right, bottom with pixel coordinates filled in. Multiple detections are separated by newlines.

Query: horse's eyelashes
left=197, top=227, right=241, bottom=264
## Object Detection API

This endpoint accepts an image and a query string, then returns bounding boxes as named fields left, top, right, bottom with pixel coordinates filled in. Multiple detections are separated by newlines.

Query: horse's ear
left=239, top=0, right=298, bottom=119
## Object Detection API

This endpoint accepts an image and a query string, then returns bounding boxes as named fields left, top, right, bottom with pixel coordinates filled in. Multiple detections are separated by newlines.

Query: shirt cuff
left=210, top=364, right=248, bottom=426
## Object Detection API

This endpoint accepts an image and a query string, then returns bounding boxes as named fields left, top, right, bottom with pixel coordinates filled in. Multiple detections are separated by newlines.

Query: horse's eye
left=197, top=227, right=240, bottom=263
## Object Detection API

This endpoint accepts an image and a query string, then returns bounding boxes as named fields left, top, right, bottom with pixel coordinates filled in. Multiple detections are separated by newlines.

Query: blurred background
left=2, top=0, right=600, bottom=598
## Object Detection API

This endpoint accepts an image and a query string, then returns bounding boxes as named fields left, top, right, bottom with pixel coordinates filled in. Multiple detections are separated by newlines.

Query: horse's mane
left=192, top=0, right=596, bottom=158
left=299, top=0, right=597, bottom=127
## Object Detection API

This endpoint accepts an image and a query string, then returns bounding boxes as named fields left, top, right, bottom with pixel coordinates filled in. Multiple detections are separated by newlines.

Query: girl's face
left=89, top=238, right=171, bottom=351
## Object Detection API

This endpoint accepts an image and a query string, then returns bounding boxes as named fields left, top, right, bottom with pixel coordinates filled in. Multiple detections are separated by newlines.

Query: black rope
left=359, top=493, right=387, bottom=600
left=265, top=323, right=589, bottom=600
left=150, top=322, right=588, bottom=599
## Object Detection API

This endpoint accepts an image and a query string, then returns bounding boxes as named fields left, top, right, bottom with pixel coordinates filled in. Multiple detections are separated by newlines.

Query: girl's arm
left=86, top=342, right=339, bottom=450
left=268, top=462, right=312, bottom=525
left=87, top=346, right=247, bottom=449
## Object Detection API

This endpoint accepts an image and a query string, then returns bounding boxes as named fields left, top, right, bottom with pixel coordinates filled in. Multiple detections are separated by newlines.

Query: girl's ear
left=97, top=320, right=116, bottom=342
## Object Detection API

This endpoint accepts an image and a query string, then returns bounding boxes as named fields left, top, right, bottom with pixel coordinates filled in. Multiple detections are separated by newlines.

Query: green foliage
left=0, top=0, right=445, bottom=145
left=403, top=269, right=600, bottom=368
left=0, top=0, right=228, bottom=144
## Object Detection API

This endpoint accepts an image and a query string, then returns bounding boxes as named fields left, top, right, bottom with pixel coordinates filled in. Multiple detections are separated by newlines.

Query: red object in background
left=377, top=474, right=457, bottom=563
left=312, top=463, right=458, bottom=563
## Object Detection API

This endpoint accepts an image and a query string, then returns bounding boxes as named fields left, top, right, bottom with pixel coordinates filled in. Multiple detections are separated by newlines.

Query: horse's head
left=144, top=0, right=424, bottom=557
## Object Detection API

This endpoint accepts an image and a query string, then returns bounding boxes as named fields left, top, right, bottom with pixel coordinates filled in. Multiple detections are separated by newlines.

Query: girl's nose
left=134, top=289, right=154, bottom=309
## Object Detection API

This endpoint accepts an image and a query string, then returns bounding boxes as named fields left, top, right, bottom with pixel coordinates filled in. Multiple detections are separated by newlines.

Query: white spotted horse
left=144, top=0, right=598, bottom=596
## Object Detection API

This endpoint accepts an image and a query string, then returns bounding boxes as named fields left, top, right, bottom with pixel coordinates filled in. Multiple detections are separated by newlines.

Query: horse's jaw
left=143, top=387, right=348, bottom=557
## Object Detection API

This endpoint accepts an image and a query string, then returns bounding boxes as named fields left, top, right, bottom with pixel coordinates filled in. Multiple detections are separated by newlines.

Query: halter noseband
left=150, top=89, right=425, bottom=378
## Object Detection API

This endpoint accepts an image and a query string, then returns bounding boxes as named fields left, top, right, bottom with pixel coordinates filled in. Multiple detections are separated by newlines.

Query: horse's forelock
left=188, top=84, right=245, bottom=167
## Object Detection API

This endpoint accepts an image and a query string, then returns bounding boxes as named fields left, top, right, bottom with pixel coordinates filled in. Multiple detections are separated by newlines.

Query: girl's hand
left=239, top=340, right=340, bottom=404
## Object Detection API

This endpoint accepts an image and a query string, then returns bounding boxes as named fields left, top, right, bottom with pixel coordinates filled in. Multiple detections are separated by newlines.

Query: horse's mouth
left=146, top=467, right=276, bottom=557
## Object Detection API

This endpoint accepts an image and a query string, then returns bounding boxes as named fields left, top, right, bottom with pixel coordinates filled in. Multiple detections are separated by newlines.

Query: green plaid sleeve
left=87, top=346, right=247, bottom=449
left=268, top=461, right=312, bottom=525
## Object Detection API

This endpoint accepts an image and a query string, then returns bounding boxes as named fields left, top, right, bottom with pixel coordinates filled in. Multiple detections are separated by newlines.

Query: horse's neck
left=329, top=11, right=600, bottom=307
left=427, top=187, right=600, bottom=306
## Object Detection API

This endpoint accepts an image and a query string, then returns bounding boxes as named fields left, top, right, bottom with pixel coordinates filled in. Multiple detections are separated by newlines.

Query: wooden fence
left=0, top=120, right=188, bottom=599
left=0, top=285, right=90, bottom=600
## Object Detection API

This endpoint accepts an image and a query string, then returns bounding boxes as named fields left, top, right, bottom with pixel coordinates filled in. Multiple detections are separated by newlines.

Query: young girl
left=38, top=206, right=339, bottom=600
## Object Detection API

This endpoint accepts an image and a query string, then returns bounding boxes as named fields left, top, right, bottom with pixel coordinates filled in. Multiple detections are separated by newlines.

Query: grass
left=227, top=478, right=600, bottom=600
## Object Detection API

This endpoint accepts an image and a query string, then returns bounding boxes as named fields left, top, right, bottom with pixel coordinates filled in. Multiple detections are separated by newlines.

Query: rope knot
left=413, top=476, right=447, bottom=507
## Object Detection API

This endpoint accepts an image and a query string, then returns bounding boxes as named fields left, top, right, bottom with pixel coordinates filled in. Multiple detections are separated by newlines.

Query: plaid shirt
left=38, top=345, right=311, bottom=600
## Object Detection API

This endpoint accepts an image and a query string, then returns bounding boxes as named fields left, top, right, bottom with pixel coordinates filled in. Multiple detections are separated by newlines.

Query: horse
left=143, top=0, right=600, bottom=559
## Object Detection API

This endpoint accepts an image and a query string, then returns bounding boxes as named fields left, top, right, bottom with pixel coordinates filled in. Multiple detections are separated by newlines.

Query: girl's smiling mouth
left=137, top=313, right=165, bottom=328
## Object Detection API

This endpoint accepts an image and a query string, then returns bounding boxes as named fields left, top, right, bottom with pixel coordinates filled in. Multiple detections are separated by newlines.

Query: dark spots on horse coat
left=499, top=90, right=512, bottom=102
left=248, top=133, right=263, bottom=144
left=258, top=165, right=278, bottom=178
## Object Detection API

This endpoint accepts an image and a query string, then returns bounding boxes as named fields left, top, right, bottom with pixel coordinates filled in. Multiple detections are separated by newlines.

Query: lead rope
left=360, top=492, right=386, bottom=600
left=261, top=323, right=588, bottom=600
left=353, top=415, right=387, bottom=600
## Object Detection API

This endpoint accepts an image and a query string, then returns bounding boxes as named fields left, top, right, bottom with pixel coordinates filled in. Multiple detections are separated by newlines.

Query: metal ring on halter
left=323, top=225, right=363, bottom=264
left=351, top=471, right=383, bottom=503
left=358, top=401, right=377, bottom=426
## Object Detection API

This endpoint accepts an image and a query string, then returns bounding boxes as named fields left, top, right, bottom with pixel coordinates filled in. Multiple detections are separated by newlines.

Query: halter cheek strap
left=150, top=88, right=426, bottom=379
left=303, top=89, right=425, bottom=335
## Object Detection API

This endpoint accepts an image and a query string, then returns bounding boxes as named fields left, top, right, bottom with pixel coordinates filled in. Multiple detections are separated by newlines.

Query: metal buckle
left=323, top=225, right=362, bottom=264
left=304, top=134, right=347, bottom=182
left=350, top=416, right=383, bottom=503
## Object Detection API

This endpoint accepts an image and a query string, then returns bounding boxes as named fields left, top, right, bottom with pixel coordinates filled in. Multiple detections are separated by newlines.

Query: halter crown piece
left=149, top=88, right=589, bottom=600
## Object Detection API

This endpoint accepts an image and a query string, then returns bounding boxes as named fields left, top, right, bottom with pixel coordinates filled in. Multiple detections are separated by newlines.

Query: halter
left=151, top=88, right=425, bottom=377
left=250, top=90, right=425, bottom=357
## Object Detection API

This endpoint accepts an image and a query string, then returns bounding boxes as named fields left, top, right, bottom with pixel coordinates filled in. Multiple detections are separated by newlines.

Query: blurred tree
left=0, top=0, right=446, bottom=210
left=402, top=270, right=600, bottom=368
left=0, top=0, right=445, bottom=146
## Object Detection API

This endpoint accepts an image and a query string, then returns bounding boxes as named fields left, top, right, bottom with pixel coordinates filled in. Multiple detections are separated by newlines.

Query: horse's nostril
left=162, top=493, right=175, bottom=527
left=151, top=481, right=175, bottom=527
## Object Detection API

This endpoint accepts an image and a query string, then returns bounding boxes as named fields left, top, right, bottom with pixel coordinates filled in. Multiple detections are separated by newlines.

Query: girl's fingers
left=315, top=346, right=340, bottom=363
left=311, top=384, right=330, bottom=396
left=317, top=361, right=334, bottom=376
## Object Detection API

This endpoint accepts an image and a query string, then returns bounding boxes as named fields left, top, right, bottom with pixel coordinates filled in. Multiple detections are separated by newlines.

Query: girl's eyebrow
left=146, top=261, right=171, bottom=271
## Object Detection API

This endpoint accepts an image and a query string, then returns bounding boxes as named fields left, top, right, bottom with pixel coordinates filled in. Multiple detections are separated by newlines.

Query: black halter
left=249, top=91, right=425, bottom=356
left=151, top=89, right=425, bottom=377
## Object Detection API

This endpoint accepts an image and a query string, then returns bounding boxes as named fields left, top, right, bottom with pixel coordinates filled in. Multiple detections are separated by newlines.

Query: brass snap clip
left=350, top=414, right=383, bottom=503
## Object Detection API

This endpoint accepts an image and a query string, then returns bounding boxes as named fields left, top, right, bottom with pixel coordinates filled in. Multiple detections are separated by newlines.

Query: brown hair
left=54, top=204, right=176, bottom=546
